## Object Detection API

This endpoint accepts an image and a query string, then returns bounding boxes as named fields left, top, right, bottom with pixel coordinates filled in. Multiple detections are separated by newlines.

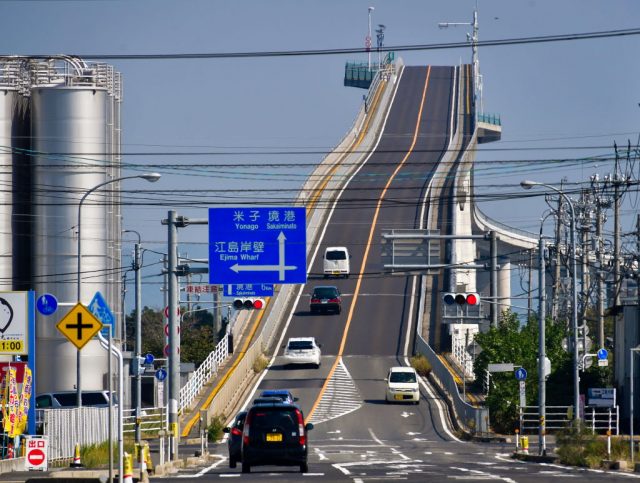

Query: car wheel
left=229, top=457, right=236, bottom=468
left=316, top=361, right=321, bottom=368
left=300, top=462, right=309, bottom=473
left=336, top=306, right=341, bottom=314
left=414, top=400, right=420, bottom=405
left=242, top=462, right=251, bottom=473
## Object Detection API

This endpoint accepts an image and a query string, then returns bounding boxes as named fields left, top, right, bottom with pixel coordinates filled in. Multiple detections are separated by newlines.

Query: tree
left=473, top=310, right=571, bottom=433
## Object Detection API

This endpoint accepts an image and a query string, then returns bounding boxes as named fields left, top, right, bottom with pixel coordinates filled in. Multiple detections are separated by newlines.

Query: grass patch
left=74, top=440, right=137, bottom=468
left=410, top=354, right=432, bottom=378
left=252, top=353, right=269, bottom=373
left=207, top=414, right=227, bottom=442
left=556, top=420, right=629, bottom=468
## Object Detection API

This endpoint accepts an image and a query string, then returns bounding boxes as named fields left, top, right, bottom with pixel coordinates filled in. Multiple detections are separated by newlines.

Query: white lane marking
left=368, top=428, right=387, bottom=447
left=309, top=358, right=362, bottom=424
left=219, top=475, right=241, bottom=478
left=177, top=455, right=226, bottom=477
left=451, top=466, right=517, bottom=483
left=302, top=473, right=325, bottom=476
left=400, top=411, right=413, bottom=418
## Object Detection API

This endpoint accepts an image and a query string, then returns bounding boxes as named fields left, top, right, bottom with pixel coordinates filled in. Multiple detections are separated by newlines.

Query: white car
left=385, top=366, right=420, bottom=404
left=283, top=337, right=321, bottom=368
left=323, top=246, right=351, bottom=278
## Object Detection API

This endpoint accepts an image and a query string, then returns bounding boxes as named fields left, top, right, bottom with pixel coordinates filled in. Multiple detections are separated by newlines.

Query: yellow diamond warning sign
left=57, top=303, right=103, bottom=350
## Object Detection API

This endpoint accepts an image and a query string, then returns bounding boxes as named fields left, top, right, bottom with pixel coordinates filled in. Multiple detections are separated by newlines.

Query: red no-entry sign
left=25, top=436, right=48, bottom=471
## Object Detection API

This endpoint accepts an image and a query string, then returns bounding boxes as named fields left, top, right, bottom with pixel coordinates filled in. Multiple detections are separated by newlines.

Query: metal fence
left=179, top=332, right=229, bottom=413
left=122, top=406, right=166, bottom=436
left=520, top=405, right=619, bottom=435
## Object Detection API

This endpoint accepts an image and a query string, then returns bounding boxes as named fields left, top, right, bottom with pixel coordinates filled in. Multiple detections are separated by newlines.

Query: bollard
left=123, top=452, right=133, bottom=483
left=70, top=443, right=82, bottom=467
left=521, top=436, right=529, bottom=454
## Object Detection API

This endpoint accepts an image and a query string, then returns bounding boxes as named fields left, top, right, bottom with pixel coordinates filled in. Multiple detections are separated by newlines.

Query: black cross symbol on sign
left=66, top=312, right=94, bottom=340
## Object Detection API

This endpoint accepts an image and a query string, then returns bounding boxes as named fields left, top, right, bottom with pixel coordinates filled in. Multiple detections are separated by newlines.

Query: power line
left=14, top=27, right=639, bottom=61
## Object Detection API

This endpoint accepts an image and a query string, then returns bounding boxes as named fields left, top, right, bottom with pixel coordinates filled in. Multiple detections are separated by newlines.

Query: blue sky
left=2, top=0, right=639, bottom=312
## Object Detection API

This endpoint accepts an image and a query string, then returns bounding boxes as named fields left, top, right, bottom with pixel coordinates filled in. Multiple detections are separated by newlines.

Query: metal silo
left=0, top=60, right=30, bottom=292
left=31, top=58, right=122, bottom=393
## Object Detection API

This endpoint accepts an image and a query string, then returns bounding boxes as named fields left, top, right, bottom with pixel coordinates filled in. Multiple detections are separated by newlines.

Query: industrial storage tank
left=30, top=58, right=122, bottom=393
left=0, top=60, right=30, bottom=292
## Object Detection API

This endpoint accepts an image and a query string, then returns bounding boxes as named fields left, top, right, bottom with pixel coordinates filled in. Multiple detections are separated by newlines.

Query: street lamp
left=76, top=172, right=161, bottom=407
left=521, top=179, right=580, bottom=422
left=631, top=345, right=640, bottom=464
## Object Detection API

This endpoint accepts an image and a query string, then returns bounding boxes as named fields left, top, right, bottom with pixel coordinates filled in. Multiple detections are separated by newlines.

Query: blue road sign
left=597, top=348, right=608, bottom=360
left=515, top=368, right=527, bottom=381
left=224, top=284, right=275, bottom=297
left=88, top=291, right=115, bottom=338
left=36, top=293, right=58, bottom=316
left=209, top=207, right=307, bottom=284
left=144, top=353, right=155, bottom=365
left=155, top=368, right=167, bottom=382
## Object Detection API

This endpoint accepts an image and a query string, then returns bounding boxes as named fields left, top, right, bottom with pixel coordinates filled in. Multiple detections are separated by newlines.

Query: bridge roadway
left=144, top=65, right=640, bottom=482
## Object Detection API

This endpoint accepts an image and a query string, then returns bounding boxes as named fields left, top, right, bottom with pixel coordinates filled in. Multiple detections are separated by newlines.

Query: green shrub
left=252, top=353, right=269, bottom=373
left=556, top=420, right=599, bottom=467
left=207, top=414, right=227, bottom=442
left=410, top=354, right=432, bottom=377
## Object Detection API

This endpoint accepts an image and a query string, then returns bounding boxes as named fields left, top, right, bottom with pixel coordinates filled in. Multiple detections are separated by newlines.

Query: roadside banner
left=16, top=366, right=32, bottom=435
left=3, top=367, right=18, bottom=436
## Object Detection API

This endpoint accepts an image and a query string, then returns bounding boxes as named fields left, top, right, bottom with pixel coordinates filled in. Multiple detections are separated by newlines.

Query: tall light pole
left=521, top=180, right=580, bottom=421
left=124, top=229, right=143, bottom=445
left=76, top=172, right=161, bottom=408
left=367, top=6, right=374, bottom=70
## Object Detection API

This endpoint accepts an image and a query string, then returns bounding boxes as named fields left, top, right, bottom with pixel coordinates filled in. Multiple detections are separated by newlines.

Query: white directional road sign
left=208, top=207, right=306, bottom=284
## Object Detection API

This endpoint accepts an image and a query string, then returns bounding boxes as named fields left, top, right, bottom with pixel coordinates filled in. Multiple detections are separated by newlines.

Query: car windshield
left=313, top=287, right=338, bottom=298
left=389, top=372, right=417, bottom=383
left=288, top=340, right=314, bottom=351
left=251, top=409, right=297, bottom=432
left=326, top=250, right=347, bottom=260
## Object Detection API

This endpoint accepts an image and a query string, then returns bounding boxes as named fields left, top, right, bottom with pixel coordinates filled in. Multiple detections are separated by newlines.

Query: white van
left=323, top=247, right=350, bottom=278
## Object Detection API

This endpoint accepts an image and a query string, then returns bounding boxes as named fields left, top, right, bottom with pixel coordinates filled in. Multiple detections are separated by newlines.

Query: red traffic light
left=466, top=293, right=479, bottom=305
left=233, top=298, right=266, bottom=310
left=442, top=292, right=480, bottom=306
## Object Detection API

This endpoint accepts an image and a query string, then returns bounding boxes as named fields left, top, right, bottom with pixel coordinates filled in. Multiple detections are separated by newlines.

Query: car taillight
left=243, top=412, right=252, bottom=446
left=329, top=298, right=340, bottom=303
left=295, top=409, right=305, bottom=445
left=311, top=298, right=320, bottom=303
left=231, top=427, right=242, bottom=437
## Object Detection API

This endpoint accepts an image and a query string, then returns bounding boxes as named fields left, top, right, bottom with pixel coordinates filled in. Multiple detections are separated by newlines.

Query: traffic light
left=232, top=298, right=266, bottom=310
left=442, top=292, right=480, bottom=306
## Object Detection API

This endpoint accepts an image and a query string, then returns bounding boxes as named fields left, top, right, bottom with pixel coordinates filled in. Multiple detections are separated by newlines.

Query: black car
left=309, top=285, right=342, bottom=314
left=241, top=402, right=314, bottom=473
left=223, top=411, right=247, bottom=468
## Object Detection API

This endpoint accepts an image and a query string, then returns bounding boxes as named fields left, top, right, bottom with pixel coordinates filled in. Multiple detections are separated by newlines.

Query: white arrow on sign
left=230, top=232, right=297, bottom=281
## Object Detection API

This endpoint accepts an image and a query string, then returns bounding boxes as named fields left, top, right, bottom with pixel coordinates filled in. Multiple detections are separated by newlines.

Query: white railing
left=179, top=333, right=229, bottom=413
left=122, top=406, right=166, bottom=436
left=42, top=406, right=115, bottom=461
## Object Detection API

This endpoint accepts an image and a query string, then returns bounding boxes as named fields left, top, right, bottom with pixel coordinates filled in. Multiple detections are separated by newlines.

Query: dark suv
left=309, top=285, right=341, bottom=314
left=241, top=402, right=314, bottom=473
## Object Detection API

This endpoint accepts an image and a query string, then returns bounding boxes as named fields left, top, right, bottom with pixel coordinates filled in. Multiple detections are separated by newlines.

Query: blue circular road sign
left=144, top=353, right=155, bottom=365
left=515, top=368, right=527, bottom=381
left=36, top=293, right=58, bottom=316
left=155, top=368, right=167, bottom=382
left=597, top=348, right=608, bottom=360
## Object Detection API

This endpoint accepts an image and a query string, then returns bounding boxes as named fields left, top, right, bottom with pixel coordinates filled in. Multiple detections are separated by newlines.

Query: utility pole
left=613, top=144, right=621, bottom=312
left=538, top=236, right=547, bottom=456
left=551, top=195, right=562, bottom=321
left=134, top=241, right=142, bottom=444
left=528, top=249, right=534, bottom=320
left=596, top=204, right=605, bottom=349
left=490, top=231, right=498, bottom=327
left=166, top=210, right=180, bottom=461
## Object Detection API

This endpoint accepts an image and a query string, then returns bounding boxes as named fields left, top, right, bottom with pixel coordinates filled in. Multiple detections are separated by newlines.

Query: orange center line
left=307, top=66, right=432, bottom=422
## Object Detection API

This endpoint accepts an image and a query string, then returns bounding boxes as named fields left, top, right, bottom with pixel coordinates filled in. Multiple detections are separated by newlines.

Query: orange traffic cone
left=70, top=443, right=82, bottom=467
